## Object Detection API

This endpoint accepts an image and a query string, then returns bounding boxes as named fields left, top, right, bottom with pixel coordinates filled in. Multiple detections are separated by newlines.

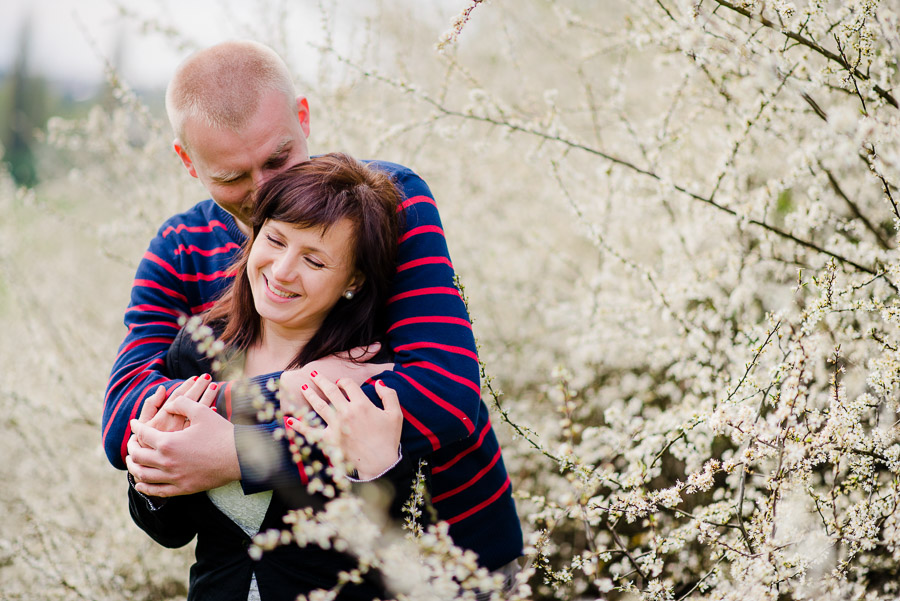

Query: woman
left=128, top=153, right=425, bottom=601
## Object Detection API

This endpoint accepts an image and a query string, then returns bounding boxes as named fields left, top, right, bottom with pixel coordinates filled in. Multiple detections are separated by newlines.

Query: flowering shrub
left=4, top=0, right=900, bottom=599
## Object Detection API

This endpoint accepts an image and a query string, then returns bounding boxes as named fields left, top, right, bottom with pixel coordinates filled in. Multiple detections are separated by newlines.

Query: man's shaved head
left=165, top=40, right=296, bottom=150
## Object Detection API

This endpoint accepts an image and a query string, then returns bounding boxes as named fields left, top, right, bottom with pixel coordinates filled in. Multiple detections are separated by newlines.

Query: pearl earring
left=343, top=290, right=355, bottom=300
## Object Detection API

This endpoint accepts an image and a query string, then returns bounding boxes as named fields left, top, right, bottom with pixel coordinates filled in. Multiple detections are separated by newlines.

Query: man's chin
left=214, top=203, right=253, bottom=231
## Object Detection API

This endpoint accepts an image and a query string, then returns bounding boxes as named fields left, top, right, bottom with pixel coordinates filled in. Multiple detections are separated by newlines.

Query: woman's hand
left=279, top=342, right=392, bottom=415
left=288, top=373, right=403, bottom=480
left=139, top=375, right=218, bottom=435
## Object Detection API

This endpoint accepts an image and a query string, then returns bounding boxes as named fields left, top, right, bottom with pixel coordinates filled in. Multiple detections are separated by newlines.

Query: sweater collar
left=210, top=201, right=249, bottom=243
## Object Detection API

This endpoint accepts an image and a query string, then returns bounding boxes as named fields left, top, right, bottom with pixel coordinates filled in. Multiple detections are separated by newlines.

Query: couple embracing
left=101, top=41, right=522, bottom=600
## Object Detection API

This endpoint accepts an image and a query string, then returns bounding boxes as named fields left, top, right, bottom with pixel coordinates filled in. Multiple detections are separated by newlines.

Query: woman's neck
left=243, top=321, right=317, bottom=377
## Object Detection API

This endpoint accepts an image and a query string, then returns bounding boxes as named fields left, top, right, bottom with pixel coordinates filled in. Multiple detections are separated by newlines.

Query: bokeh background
left=5, top=1, right=900, bottom=600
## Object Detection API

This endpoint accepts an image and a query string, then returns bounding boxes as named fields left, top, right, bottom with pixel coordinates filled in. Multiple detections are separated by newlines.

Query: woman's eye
left=265, top=234, right=284, bottom=247
left=305, top=257, right=325, bottom=269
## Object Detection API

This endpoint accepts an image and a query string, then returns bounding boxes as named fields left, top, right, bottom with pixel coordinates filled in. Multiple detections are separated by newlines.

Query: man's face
left=175, top=91, right=311, bottom=231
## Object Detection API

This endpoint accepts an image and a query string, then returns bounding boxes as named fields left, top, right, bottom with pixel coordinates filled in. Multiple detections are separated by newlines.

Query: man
left=102, top=40, right=522, bottom=574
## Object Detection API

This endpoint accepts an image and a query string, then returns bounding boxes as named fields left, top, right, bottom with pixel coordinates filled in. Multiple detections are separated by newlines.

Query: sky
left=0, top=0, right=326, bottom=91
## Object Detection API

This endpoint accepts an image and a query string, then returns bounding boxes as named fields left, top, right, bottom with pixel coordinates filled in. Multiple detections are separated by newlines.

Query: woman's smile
left=247, top=218, right=361, bottom=335
left=263, top=274, right=300, bottom=300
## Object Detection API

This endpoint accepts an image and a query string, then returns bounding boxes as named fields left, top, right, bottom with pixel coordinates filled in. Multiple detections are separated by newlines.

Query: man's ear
left=173, top=139, right=199, bottom=179
left=296, top=96, right=311, bottom=138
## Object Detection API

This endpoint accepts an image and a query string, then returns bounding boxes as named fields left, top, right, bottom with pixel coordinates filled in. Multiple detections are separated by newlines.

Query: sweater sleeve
left=371, top=166, right=483, bottom=459
left=102, top=208, right=238, bottom=470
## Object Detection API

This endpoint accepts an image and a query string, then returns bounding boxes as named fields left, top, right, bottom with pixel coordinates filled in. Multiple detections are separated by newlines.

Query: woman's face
left=247, top=218, right=361, bottom=337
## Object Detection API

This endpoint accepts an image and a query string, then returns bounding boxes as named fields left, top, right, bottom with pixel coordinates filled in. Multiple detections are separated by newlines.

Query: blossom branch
left=711, top=0, right=899, bottom=109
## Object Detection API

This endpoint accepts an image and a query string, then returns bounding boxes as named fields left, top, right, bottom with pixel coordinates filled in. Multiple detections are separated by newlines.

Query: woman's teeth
left=267, top=278, right=299, bottom=298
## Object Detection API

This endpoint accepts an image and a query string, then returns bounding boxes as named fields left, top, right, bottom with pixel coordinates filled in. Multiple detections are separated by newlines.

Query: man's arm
left=102, top=202, right=240, bottom=470
left=370, top=164, right=483, bottom=458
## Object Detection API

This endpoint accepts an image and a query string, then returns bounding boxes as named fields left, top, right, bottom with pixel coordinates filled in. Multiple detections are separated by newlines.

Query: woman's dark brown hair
left=205, top=153, right=402, bottom=369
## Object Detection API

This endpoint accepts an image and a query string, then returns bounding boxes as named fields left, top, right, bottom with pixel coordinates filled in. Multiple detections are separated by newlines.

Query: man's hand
left=288, top=374, right=402, bottom=480
left=279, top=343, right=393, bottom=414
left=126, top=396, right=239, bottom=497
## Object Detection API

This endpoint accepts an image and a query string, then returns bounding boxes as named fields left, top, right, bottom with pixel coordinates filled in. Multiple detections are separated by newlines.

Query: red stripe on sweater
left=388, top=286, right=461, bottom=304
left=129, top=320, right=181, bottom=332
left=444, top=477, right=511, bottom=525
left=406, top=361, right=480, bottom=394
left=162, top=220, right=228, bottom=238
left=433, top=420, right=492, bottom=475
left=394, top=341, right=479, bottom=362
left=106, top=367, right=160, bottom=460
left=396, top=256, right=453, bottom=273
left=400, top=407, right=441, bottom=452
left=399, top=225, right=443, bottom=244
left=133, top=279, right=188, bottom=302
left=115, top=336, right=176, bottom=361
left=105, top=357, right=163, bottom=407
left=387, top=315, right=472, bottom=332
left=432, top=446, right=503, bottom=504
left=191, top=300, right=219, bottom=314
left=125, top=304, right=182, bottom=318
left=144, top=251, right=236, bottom=282
left=396, top=372, right=474, bottom=435
left=397, top=195, right=437, bottom=212
left=173, top=242, right=241, bottom=256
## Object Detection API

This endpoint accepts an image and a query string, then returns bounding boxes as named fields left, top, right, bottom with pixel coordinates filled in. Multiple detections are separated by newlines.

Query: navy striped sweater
left=103, top=160, right=523, bottom=570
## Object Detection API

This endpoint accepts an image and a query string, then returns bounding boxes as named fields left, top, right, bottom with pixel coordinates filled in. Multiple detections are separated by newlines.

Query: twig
left=821, top=165, right=892, bottom=249
left=608, top=522, right=648, bottom=583
left=325, top=47, right=893, bottom=283
left=711, top=0, right=898, bottom=109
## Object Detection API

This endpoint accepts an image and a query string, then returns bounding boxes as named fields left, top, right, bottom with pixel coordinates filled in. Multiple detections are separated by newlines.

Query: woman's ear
left=348, top=271, right=365, bottom=295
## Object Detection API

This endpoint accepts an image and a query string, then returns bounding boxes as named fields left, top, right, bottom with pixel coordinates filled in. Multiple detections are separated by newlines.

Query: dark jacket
left=128, top=327, right=431, bottom=600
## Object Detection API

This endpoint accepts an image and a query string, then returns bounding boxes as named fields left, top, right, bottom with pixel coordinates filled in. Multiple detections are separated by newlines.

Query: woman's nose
left=271, top=256, right=295, bottom=281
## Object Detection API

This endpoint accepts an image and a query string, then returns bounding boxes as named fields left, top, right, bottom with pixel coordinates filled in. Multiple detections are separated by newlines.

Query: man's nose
left=252, top=165, right=282, bottom=191
left=251, top=169, right=266, bottom=191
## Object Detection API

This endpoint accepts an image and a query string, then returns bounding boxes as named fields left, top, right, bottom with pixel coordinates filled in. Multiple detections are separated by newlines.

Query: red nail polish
left=203, top=374, right=211, bottom=380
left=310, top=371, right=318, bottom=378
left=286, top=418, right=294, bottom=427
left=301, top=384, right=308, bottom=391
left=210, top=383, right=218, bottom=391
left=377, top=379, right=384, bottom=386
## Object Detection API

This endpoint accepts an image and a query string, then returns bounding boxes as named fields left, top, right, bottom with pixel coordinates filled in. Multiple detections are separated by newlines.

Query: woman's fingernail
left=203, top=374, right=211, bottom=380
left=301, top=384, right=308, bottom=391
left=310, top=370, right=318, bottom=378
left=210, top=383, right=218, bottom=391
left=286, top=417, right=294, bottom=427
left=377, top=379, right=385, bottom=386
